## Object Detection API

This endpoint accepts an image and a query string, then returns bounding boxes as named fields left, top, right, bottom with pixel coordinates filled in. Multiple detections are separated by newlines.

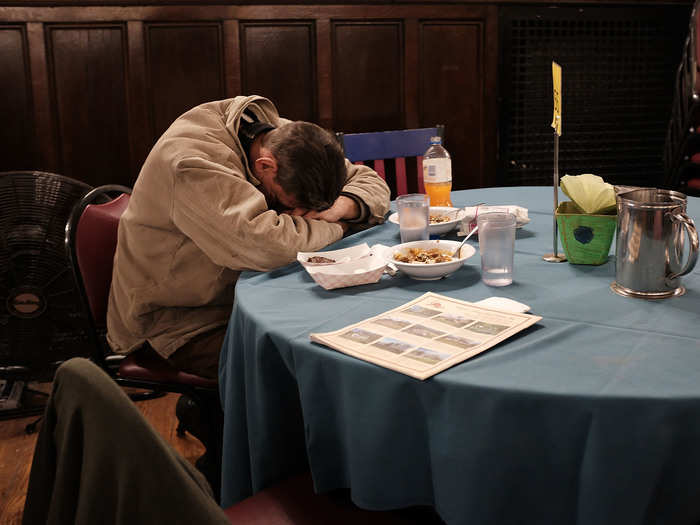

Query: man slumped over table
left=107, top=95, right=390, bottom=379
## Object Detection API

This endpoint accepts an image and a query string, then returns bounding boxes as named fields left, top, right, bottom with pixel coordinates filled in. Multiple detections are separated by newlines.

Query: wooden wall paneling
left=223, top=19, right=241, bottom=98
left=0, top=24, right=36, bottom=172
left=419, top=19, right=490, bottom=189
left=316, top=17, right=332, bottom=129
left=404, top=18, right=420, bottom=130
left=144, top=23, right=225, bottom=142
left=1, top=4, right=500, bottom=189
left=126, top=20, right=148, bottom=183
left=239, top=20, right=316, bottom=122
left=331, top=20, right=404, bottom=133
left=482, top=5, right=498, bottom=188
left=26, top=22, right=58, bottom=173
left=46, top=23, right=131, bottom=187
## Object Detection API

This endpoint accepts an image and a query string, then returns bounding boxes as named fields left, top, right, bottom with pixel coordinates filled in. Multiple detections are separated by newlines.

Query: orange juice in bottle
left=423, top=136, right=452, bottom=207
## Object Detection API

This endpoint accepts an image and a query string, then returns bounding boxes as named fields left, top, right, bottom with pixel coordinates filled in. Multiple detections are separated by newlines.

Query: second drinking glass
left=477, top=212, right=516, bottom=286
left=396, top=194, right=430, bottom=243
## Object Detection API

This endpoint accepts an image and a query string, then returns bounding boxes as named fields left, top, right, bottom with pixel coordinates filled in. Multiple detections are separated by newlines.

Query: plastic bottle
left=423, top=136, right=452, bottom=207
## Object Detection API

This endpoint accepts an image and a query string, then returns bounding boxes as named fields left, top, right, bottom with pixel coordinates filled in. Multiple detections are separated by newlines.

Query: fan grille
left=0, top=171, right=93, bottom=380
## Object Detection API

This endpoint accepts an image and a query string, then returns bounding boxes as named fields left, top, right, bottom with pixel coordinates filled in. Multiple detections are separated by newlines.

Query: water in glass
left=399, top=207, right=429, bottom=242
left=396, top=194, right=430, bottom=243
left=478, top=212, right=516, bottom=286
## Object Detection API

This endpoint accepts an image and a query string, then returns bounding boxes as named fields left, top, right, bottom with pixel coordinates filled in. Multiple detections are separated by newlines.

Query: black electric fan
left=0, top=171, right=93, bottom=386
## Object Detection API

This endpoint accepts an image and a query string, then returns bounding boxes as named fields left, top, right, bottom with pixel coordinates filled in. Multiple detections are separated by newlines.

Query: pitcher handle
left=667, top=212, right=699, bottom=281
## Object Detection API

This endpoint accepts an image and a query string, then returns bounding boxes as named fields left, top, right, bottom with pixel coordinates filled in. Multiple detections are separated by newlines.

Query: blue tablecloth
left=219, top=187, right=700, bottom=524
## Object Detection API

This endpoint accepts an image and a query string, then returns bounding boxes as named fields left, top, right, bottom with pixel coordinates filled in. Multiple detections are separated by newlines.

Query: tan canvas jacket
left=107, top=95, right=390, bottom=359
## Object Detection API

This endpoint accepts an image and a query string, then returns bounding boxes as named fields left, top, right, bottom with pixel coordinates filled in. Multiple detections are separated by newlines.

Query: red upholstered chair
left=223, top=471, right=443, bottom=524
left=337, top=126, right=444, bottom=198
left=688, top=174, right=700, bottom=193
left=65, top=184, right=223, bottom=496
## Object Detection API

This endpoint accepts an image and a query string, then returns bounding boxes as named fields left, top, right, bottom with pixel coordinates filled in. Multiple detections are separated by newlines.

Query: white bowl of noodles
left=388, top=206, right=466, bottom=236
left=387, top=239, right=476, bottom=280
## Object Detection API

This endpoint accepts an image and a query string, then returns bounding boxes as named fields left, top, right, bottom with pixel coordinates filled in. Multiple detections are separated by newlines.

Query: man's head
left=253, top=121, right=346, bottom=212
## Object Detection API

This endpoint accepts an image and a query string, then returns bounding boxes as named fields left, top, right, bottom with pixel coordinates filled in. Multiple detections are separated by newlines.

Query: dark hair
left=263, top=121, right=346, bottom=210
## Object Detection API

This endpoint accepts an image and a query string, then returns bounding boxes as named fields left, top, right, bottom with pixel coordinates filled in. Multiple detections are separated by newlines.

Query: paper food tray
left=297, top=243, right=372, bottom=268
left=298, top=243, right=387, bottom=290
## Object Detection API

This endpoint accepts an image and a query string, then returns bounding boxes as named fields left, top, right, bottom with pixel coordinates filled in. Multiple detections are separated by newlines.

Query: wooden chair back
left=337, top=125, right=444, bottom=197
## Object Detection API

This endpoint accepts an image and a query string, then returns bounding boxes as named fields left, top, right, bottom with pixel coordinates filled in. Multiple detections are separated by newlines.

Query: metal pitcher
left=611, top=188, right=698, bottom=299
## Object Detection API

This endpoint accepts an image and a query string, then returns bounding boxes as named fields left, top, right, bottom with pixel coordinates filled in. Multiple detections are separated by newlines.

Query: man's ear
left=255, top=151, right=278, bottom=175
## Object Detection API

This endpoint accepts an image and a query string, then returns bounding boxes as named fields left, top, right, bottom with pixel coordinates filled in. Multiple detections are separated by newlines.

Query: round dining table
left=219, top=186, right=700, bottom=525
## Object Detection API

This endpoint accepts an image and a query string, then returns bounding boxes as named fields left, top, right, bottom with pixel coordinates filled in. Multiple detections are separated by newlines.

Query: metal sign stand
left=543, top=61, right=567, bottom=263
left=542, top=126, right=566, bottom=262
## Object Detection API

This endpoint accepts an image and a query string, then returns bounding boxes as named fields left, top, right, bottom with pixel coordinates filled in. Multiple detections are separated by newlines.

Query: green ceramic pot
left=555, top=201, right=617, bottom=265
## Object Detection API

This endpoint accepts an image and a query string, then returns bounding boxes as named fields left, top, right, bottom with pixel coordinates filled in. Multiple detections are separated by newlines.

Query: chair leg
left=175, top=392, right=223, bottom=501
left=176, top=417, right=187, bottom=437
left=176, top=394, right=207, bottom=439
left=20, top=386, right=50, bottom=434
left=25, top=416, right=42, bottom=434
left=127, top=390, right=166, bottom=402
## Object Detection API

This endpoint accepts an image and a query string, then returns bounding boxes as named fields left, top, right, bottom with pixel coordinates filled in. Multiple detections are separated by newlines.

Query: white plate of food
left=458, top=205, right=531, bottom=234
left=388, top=206, right=467, bottom=235
left=386, top=239, right=476, bottom=280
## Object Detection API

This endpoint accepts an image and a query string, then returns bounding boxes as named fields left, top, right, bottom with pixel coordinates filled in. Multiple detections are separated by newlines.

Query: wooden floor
left=0, top=391, right=203, bottom=525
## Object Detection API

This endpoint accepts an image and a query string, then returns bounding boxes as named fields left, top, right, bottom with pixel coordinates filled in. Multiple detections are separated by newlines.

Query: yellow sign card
left=551, top=61, right=562, bottom=136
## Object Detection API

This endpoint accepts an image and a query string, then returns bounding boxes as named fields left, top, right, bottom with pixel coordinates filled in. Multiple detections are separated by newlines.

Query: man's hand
left=303, top=195, right=359, bottom=223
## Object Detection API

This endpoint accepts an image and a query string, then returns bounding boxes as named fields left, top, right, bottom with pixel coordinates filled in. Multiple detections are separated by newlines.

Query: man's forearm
left=341, top=161, right=390, bottom=223
left=336, top=194, right=363, bottom=221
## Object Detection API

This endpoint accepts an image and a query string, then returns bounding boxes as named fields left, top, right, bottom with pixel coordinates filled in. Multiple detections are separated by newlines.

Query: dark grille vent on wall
left=499, top=5, right=690, bottom=187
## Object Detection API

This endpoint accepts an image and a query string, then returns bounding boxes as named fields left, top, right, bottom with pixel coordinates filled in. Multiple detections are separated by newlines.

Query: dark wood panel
left=332, top=20, right=404, bottom=133
left=125, top=20, right=149, bottom=183
left=47, top=24, right=130, bottom=186
left=0, top=0, right=693, bottom=8
left=0, top=4, right=498, bottom=188
left=403, top=18, right=419, bottom=129
left=0, top=25, right=36, bottom=172
left=240, top=21, right=316, bottom=122
left=420, top=21, right=484, bottom=189
left=223, top=19, right=241, bottom=97
left=316, top=17, right=332, bottom=128
left=0, top=3, right=686, bottom=23
left=26, top=22, right=58, bottom=172
left=145, top=23, right=225, bottom=142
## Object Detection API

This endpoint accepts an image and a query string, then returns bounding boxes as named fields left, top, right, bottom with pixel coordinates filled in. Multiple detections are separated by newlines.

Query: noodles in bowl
left=388, top=206, right=466, bottom=236
left=388, top=239, right=476, bottom=280
left=393, top=247, right=454, bottom=264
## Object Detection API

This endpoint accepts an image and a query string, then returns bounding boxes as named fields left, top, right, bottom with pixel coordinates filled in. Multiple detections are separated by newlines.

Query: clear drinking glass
left=396, top=194, right=430, bottom=243
left=477, top=212, right=516, bottom=286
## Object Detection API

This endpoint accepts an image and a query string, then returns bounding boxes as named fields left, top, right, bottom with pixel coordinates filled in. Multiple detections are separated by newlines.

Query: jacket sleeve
left=170, top=156, right=344, bottom=272
left=340, top=159, right=391, bottom=224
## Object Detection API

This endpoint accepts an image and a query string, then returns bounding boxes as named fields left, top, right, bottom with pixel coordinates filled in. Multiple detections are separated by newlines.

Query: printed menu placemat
left=310, top=292, right=542, bottom=380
